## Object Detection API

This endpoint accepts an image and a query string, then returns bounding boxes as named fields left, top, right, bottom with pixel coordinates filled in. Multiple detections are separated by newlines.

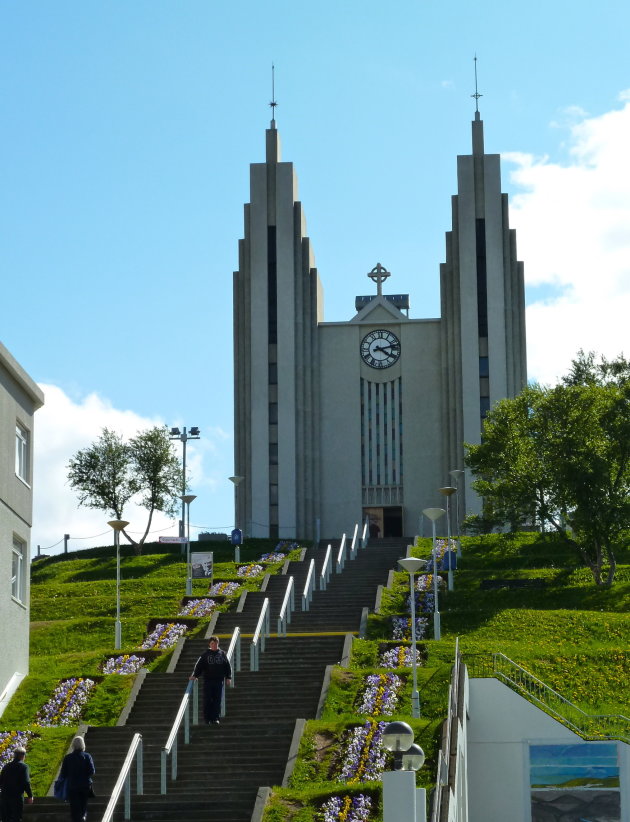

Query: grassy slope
left=2, top=533, right=627, bottom=816
left=263, top=532, right=629, bottom=821
left=1, top=538, right=287, bottom=794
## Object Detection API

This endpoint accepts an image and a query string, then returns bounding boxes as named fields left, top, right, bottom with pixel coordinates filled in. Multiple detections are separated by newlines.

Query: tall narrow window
left=15, top=423, right=30, bottom=484
left=12, top=537, right=26, bottom=602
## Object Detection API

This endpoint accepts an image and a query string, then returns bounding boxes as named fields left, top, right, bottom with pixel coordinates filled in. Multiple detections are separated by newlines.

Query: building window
left=12, top=537, right=26, bottom=603
left=15, top=423, right=30, bottom=484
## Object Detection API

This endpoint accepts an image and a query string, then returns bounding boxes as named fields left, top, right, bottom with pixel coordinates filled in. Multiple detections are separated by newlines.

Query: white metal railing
left=336, top=534, right=347, bottom=572
left=221, top=627, right=241, bottom=717
left=101, top=733, right=143, bottom=822
left=430, top=639, right=464, bottom=822
left=320, top=544, right=332, bottom=590
left=349, top=523, right=359, bottom=559
left=277, top=576, right=295, bottom=635
left=160, top=681, right=196, bottom=794
left=250, top=597, right=270, bottom=672
left=361, top=517, right=369, bottom=549
left=302, top=559, right=315, bottom=611
left=466, top=652, right=630, bottom=742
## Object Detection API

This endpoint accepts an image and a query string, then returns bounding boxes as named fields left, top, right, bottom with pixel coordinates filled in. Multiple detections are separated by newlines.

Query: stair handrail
left=100, top=732, right=143, bottom=822
left=160, top=685, right=192, bottom=794
left=360, top=517, right=369, bottom=549
left=301, top=559, right=315, bottom=611
left=430, top=638, right=462, bottom=822
left=320, top=544, right=332, bottom=590
left=221, top=627, right=241, bottom=717
left=250, top=596, right=270, bottom=672
left=336, top=533, right=347, bottom=572
left=466, top=651, right=630, bottom=742
left=277, top=576, right=295, bottom=636
left=349, top=523, right=359, bottom=559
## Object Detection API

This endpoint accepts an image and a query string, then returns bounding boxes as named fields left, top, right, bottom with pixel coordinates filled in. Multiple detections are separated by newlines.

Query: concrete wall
left=467, top=679, right=629, bottom=822
left=0, top=343, right=44, bottom=703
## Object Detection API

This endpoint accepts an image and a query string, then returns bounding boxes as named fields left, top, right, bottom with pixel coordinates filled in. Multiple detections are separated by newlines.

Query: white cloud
left=33, top=385, right=180, bottom=556
left=506, top=93, right=630, bottom=385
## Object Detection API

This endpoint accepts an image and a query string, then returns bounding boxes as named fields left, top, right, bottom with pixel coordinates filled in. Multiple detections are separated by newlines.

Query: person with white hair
left=59, top=736, right=95, bottom=822
left=0, top=747, right=33, bottom=822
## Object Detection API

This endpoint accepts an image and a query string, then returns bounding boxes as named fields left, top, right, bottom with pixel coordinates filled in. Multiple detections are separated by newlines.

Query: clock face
left=360, top=329, right=401, bottom=369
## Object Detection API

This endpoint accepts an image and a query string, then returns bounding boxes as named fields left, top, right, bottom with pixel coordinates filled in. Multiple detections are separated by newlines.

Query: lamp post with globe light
left=108, top=519, right=129, bottom=650
left=398, top=557, right=426, bottom=718
left=382, top=720, right=426, bottom=822
left=422, top=507, right=445, bottom=640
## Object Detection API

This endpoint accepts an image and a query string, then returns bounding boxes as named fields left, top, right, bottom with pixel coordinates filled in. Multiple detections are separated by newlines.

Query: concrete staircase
left=26, top=537, right=410, bottom=822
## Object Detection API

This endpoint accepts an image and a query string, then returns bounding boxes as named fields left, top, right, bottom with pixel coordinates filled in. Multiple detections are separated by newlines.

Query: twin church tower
left=233, top=110, right=527, bottom=540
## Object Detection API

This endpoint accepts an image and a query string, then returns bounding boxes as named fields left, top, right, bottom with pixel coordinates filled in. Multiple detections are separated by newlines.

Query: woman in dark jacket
left=59, top=736, right=95, bottom=822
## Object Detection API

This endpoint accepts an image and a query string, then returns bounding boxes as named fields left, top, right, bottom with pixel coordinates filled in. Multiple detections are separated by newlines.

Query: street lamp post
left=449, top=468, right=465, bottom=557
left=169, top=427, right=200, bottom=539
left=382, top=721, right=426, bottom=822
left=438, top=486, right=457, bottom=591
left=229, top=476, right=244, bottom=563
left=422, top=507, right=445, bottom=641
left=108, top=519, right=129, bottom=650
left=398, top=557, right=426, bottom=718
left=181, top=494, right=197, bottom=596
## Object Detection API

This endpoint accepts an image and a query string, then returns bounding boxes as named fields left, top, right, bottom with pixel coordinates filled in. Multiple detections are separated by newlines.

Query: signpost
left=230, top=528, right=243, bottom=563
left=158, top=537, right=188, bottom=544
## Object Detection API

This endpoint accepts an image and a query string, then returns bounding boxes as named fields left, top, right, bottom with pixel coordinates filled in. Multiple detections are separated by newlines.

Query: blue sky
left=2, top=2, right=629, bottom=551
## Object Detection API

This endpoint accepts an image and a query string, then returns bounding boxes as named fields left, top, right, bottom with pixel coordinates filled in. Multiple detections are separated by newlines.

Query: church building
left=233, top=109, right=527, bottom=540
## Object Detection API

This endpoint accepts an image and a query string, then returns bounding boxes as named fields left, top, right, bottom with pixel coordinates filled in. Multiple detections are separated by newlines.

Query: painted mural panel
left=529, top=742, right=621, bottom=822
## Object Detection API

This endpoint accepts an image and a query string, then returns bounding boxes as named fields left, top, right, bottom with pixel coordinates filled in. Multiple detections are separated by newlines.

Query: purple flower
left=320, top=794, right=373, bottom=821
left=35, top=678, right=95, bottom=727
left=0, top=732, right=34, bottom=768
left=337, top=721, right=387, bottom=782
left=208, top=581, right=241, bottom=596
left=102, top=654, right=146, bottom=674
left=178, top=598, right=217, bottom=617
left=391, top=616, right=428, bottom=641
left=356, top=673, right=402, bottom=716
left=140, top=622, right=188, bottom=650
left=379, top=646, right=423, bottom=668
left=260, top=552, right=286, bottom=562
left=236, top=564, right=264, bottom=578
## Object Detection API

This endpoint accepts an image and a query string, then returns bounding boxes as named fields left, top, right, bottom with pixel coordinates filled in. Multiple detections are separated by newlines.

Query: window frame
left=12, top=536, right=26, bottom=603
left=15, top=422, right=30, bottom=485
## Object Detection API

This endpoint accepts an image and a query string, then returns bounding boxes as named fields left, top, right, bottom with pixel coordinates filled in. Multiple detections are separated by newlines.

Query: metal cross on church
left=368, top=262, right=391, bottom=296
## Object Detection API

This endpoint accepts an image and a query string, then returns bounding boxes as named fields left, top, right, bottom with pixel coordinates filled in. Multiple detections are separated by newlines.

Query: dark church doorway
left=363, top=506, right=403, bottom=539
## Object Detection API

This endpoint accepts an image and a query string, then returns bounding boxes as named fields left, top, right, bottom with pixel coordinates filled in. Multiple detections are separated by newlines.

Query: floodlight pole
left=181, top=494, right=197, bottom=595
left=169, top=426, right=200, bottom=540
left=108, top=519, right=129, bottom=650
left=439, top=487, right=457, bottom=591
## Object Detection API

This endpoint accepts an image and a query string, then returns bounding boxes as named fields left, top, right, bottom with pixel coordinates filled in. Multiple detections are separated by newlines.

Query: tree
left=466, top=353, right=630, bottom=586
left=68, top=426, right=184, bottom=553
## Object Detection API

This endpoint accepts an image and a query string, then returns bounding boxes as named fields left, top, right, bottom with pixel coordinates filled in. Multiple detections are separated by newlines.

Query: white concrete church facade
left=233, top=112, right=526, bottom=540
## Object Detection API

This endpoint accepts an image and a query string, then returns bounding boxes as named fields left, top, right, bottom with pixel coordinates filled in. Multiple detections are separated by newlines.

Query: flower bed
left=36, top=678, right=95, bottom=727
left=355, top=673, right=402, bottom=716
left=208, top=581, right=241, bottom=597
left=178, top=598, right=217, bottom=617
left=260, top=552, right=286, bottom=563
left=337, top=720, right=386, bottom=783
left=101, top=654, right=146, bottom=674
left=236, top=564, right=264, bottom=578
left=0, top=731, right=35, bottom=769
left=140, top=622, right=188, bottom=650
left=320, top=794, right=373, bottom=822
left=390, top=616, right=429, bottom=641
left=379, top=646, right=423, bottom=669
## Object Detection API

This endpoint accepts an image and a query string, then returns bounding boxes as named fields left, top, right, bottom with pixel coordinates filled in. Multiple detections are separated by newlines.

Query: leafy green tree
left=466, top=353, right=630, bottom=586
left=68, top=426, right=184, bottom=553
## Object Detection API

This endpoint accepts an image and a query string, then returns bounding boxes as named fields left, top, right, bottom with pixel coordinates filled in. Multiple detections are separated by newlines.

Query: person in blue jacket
left=0, top=748, right=33, bottom=822
left=190, top=635, right=232, bottom=725
left=59, top=736, right=95, bottom=822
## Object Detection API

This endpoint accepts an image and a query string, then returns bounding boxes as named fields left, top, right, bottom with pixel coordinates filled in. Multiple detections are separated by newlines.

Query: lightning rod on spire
left=471, top=55, right=482, bottom=114
left=269, top=62, right=278, bottom=127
